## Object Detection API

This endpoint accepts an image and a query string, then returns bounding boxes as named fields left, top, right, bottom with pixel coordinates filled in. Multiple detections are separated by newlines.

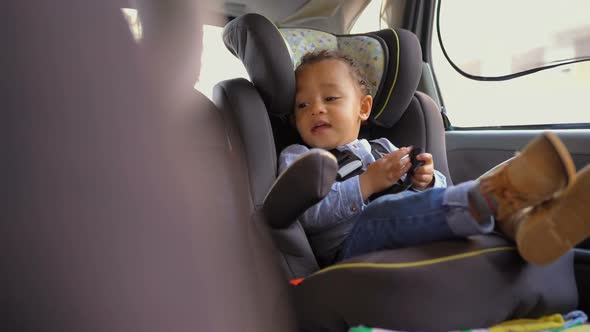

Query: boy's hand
left=360, top=147, right=412, bottom=200
left=411, top=152, right=435, bottom=190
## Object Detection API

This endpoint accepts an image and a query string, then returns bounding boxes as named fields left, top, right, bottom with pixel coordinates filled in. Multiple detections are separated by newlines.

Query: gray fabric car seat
left=216, top=13, right=455, bottom=272
left=213, top=13, right=579, bottom=331
left=214, top=12, right=456, bottom=275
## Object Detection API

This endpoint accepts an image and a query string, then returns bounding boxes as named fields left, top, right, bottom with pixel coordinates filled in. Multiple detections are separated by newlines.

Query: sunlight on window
left=194, top=25, right=249, bottom=99
left=121, top=8, right=143, bottom=42
left=437, top=0, right=590, bottom=77
left=432, top=0, right=590, bottom=127
left=350, top=0, right=384, bottom=34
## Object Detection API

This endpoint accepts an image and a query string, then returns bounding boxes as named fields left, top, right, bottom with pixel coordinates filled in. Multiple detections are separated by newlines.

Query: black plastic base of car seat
left=293, top=234, right=577, bottom=332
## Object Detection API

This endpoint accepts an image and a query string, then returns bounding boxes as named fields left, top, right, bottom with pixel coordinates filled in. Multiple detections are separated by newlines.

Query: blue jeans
left=340, top=181, right=495, bottom=260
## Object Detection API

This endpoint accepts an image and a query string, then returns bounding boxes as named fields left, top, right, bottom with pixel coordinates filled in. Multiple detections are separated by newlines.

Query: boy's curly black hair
left=294, top=49, right=373, bottom=96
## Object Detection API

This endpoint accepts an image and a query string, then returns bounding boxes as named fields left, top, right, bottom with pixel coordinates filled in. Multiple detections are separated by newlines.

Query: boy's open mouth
left=311, top=121, right=331, bottom=134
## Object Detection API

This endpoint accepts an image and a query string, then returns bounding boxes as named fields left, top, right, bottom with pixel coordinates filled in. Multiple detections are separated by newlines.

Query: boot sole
left=517, top=165, right=590, bottom=265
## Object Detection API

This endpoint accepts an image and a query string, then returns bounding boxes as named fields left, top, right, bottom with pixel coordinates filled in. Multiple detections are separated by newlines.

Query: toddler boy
left=279, top=50, right=590, bottom=267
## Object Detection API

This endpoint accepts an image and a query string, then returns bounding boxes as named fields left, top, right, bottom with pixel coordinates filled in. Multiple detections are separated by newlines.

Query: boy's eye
left=296, top=102, right=309, bottom=109
left=325, top=96, right=340, bottom=102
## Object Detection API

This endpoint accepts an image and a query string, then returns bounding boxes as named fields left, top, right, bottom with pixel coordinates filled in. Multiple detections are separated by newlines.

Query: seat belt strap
left=330, top=148, right=363, bottom=181
left=330, top=142, right=410, bottom=200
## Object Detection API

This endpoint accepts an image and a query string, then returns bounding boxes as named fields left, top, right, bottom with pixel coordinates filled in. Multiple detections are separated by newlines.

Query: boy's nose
left=311, top=103, right=327, bottom=115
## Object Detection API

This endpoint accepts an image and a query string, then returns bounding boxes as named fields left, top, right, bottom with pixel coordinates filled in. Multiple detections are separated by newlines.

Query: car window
left=194, top=25, right=249, bottom=100
left=350, top=0, right=383, bottom=34
left=120, top=9, right=248, bottom=100
left=432, top=0, right=590, bottom=128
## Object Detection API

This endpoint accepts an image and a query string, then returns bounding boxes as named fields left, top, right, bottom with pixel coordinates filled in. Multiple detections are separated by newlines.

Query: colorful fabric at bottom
left=485, top=313, right=565, bottom=332
left=347, top=310, right=588, bottom=332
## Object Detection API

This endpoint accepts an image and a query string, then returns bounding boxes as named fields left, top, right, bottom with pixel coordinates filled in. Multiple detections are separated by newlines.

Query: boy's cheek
left=289, top=114, right=298, bottom=127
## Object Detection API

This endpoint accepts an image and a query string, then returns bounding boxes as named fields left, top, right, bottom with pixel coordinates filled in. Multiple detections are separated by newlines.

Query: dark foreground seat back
left=4, top=1, right=295, bottom=331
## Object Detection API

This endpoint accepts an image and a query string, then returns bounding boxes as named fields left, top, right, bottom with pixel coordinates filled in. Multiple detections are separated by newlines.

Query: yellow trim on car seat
left=313, top=246, right=516, bottom=276
left=374, top=28, right=399, bottom=120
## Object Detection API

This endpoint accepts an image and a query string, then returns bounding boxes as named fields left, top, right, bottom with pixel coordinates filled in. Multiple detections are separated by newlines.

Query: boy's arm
left=373, top=138, right=447, bottom=190
left=410, top=170, right=447, bottom=191
left=431, top=170, right=447, bottom=188
left=410, top=152, right=447, bottom=190
left=360, top=146, right=413, bottom=199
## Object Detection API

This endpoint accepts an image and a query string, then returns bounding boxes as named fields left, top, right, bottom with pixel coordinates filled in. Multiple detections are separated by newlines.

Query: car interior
left=5, top=0, right=590, bottom=331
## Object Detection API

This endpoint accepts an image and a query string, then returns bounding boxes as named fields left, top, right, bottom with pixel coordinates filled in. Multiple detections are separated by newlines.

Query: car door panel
left=446, top=129, right=590, bottom=184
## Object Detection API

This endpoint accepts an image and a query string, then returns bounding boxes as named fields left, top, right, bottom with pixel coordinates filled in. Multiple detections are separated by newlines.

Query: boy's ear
left=359, top=94, right=372, bottom=121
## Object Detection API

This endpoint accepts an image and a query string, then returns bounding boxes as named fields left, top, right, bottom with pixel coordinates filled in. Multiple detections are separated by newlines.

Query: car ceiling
left=215, top=0, right=372, bottom=34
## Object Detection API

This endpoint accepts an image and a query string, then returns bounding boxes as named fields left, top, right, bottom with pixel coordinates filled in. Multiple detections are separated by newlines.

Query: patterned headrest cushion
left=280, top=28, right=385, bottom=97
left=223, top=13, right=422, bottom=128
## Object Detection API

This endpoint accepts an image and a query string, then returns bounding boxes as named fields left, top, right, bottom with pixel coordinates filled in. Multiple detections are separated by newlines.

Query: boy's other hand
left=360, top=147, right=412, bottom=200
left=411, top=151, right=435, bottom=190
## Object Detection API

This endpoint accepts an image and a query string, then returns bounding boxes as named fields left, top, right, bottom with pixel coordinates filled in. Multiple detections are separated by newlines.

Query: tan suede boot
left=479, top=132, right=576, bottom=222
left=516, top=165, right=590, bottom=265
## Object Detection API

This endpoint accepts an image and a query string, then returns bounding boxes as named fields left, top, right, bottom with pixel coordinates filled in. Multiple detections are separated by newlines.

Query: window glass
left=194, top=25, right=249, bottom=100
left=432, top=0, right=590, bottom=127
left=350, top=0, right=384, bottom=34
left=437, top=0, right=590, bottom=77
left=119, top=9, right=246, bottom=100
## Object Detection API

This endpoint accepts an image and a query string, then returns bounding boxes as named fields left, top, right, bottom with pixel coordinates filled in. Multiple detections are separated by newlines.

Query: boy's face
left=294, top=59, right=372, bottom=150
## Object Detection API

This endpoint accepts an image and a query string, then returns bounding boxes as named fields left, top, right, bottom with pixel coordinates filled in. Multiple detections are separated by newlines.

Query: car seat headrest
left=223, top=13, right=423, bottom=128
left=280, top=28, right=385, bottom=98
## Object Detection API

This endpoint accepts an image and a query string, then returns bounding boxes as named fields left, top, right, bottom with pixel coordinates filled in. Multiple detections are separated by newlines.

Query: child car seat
left=213, top=13, right=579, bottom=331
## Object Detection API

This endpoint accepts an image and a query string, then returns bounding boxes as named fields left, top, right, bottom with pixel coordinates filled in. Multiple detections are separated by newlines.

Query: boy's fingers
left=415, top=173, right=429, bottom=181
left=383, top=148, right=408, bottom=163
left=403, top=161, right=412, bottom=171
left=389, top=147, right=410, bottom=157
left=388, top=159, right=410, bottom=177
left=412, top=177, right=427, bottom=187
left=399, top=163, right=412, bottom=177
left=415, top=167, right=433, bottom=178
left=416, top=152, right=432, bottom=161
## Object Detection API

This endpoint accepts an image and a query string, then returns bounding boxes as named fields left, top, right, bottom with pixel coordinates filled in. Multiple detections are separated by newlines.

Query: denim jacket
left=278, top=138, right=447, bottom=265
